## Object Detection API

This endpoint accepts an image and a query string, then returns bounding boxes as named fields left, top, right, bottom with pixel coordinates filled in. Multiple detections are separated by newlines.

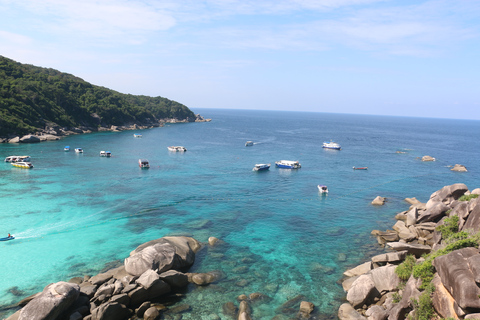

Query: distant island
left=0, top=56, right=209, bottom=142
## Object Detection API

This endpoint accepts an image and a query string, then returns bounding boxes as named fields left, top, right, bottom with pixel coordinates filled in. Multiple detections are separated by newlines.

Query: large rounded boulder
left=18, top=282, right=80, bottom=320
left=125, top=236, right=201, bottom=276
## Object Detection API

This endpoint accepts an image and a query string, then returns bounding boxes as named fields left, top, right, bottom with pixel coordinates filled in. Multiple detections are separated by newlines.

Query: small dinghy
left=353, top=166, right=368, bottom=170
left=318, top=185, right=328, bottom=194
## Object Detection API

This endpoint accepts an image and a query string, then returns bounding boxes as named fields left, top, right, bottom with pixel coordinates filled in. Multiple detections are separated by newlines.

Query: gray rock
left=159, top=269, right=189, bottom=288
left=427, top=183, right=468, bottom=207
left=130, top=236, right=201, bottom=271
left=342, top=276, right=359, bottom=292
left=369, top=265, right=400, bottom=294
left=371, top=251, right=408, bottom=264
left=386, top=242, right=431, bottom=257
left=127, top=286, right=148, bottom=307
left=338, top=303, right=367, bottom=320
left=365, top=305, right=387, bottom=320
left=125, top=243, right=176, bottom=276
left=346, top=274, right=379, bottom=308
left=405, top=207, right=418, bottom=227
left=387, top=276, right=421, bottom=320
left=371, top=230, right=399, bottom=245
left=344, top=261, right=372, bottom=277
left=91, top=301, right=130, bottom=320
left=18, top=282, right=80, bottom=320
left=89, top=271, right=113, bottom=286
left=417, top=202, right=450, bottom=223
left=143, top=307, right=160, bottom=320
left=135, top=270, right=171, bottom=299
left=19, top=135, right=41, bottom=143
left=463, top=199, right=480, bottom=233
left=434, top=247, right=480, bottom=310
left=451, top=164, right=468, bottom=172
left=431, top=273, right=461, bottom=319
left=450, top=201, right=469, bottom=230
left=135, top=301, right=151, bottom=318
left=372, top=196, right=386, bottom=205
left=110, top=293, right=130, bottom=306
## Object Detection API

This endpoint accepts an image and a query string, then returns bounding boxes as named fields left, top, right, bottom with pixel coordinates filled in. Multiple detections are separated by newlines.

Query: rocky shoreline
left=339, top=183, right=480, bottom=320
left=4, top=235, right=316, bottom=320
left=4, top=183, right=480, bottom=320
left=0, top=114, right=211, bottom=143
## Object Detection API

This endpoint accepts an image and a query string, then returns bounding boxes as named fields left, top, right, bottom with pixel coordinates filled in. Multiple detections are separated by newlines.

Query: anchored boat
left=253, top=163, right=270, bottom=171
left=275, top=160, right=301, bottom=169
left=12, top=161, right=33, bottom=169
left=322, top=140, right=341, bottom=150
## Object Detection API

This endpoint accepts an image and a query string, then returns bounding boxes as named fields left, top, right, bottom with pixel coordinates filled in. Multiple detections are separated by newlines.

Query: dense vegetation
left=0, top=56, right=196, bottom=137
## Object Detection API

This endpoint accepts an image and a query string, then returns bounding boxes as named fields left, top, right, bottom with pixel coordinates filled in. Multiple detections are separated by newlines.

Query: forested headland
left=0, top=56, right=198, bottom=138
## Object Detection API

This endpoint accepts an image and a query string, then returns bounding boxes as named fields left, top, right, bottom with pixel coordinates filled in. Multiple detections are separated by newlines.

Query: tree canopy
left=0, top=56, right=196, bottom=137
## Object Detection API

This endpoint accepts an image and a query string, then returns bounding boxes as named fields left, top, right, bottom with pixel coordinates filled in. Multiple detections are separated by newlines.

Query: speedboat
left=12, top=161, right=34, bottom=169
left=245, top=141, right=254, bottom=146
left=323, top=140, right=341, bottom=150
left=100, top=151, right=112, bottom=157
left=75, top=148, right=83, bottom=153
left=253, top=163, right=270, bottom=171
left=318, top=185, right=328, bottom=193
left=353, top=166, right=368, bottom=170
left=167, top=146, right=187, bottom=152
left=64, top=146, right=70, bottom=151
left=0, top=235, right=14, bottom=241
left=275, top=160, right=301, bottom=169
left=139, top=159, right=150, bottom=168
left=5, top=155, right=30, bottom=162
left=134, top=133, right=142, bottom=138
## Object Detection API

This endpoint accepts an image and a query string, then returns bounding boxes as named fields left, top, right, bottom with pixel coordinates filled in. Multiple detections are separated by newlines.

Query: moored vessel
left=245, top=141, right=254, bottom=146
left=12, top=161, right=34, bottom=169
left=322, top=140, right=341, bottom=150
left=253, top=163, right=270, bottom=171
left=275, top=160, right=301, bottom=169
left=318, top=185, right=328, bottom=193
left=100, top=151, right=112, bottom=157
left=139, top=159, right=150, bottom=168
left=167, top=146, right=187, bottom=152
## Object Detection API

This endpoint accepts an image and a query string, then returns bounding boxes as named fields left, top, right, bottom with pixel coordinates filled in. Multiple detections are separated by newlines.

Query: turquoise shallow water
left=1, top=109, right=479, bottom=318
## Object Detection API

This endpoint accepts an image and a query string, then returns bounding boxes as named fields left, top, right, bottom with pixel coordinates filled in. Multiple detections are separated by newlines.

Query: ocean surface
left=1, top=109, right=479, bottom=319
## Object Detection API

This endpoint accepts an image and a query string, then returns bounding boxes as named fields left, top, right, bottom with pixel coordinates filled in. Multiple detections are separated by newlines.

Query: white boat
left=64, top=146, right=70, bottom=152
left=4, top=155, right=31, bottom=163
left=322, top=140, right=341, bottom=150
left=100, top=151, right=112, bottom=157
left=133, top=133, right=142, bottom=138
left=245, top=141, right=254, bottom=146
left=12, top=161, right=34, bottom=169
left=275, top=160, right=301, bottom=169
left=318, top=185, right=328, bottom=193
left=168, top=146, right=187, bottom=152
left=75, top=148, right=83, bottom=153
left=139, top=159, right=150, bottom=168
left=253, top=163, right=270, bottom=171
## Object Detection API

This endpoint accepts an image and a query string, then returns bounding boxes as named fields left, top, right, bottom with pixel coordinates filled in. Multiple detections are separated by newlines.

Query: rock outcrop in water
left=339, top=183, right=480, bottom=320
left=6, top=236, right=202, bottom=320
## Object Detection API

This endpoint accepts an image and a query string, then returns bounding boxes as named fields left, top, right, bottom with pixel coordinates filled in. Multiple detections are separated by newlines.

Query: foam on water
left=1, top=110, right=479, bottom=318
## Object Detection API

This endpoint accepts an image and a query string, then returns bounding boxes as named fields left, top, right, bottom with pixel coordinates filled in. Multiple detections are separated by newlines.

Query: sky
left=1, top=0, right=480, bottom=120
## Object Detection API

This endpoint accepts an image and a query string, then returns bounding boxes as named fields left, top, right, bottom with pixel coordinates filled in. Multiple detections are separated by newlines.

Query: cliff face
left=339, top=184, right=480, bottom=320
left=0, top=56, right=196, bottom=137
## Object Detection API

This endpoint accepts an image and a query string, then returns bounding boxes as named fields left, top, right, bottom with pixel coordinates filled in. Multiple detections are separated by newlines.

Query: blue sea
left=1, top=109, right=479, bottom=319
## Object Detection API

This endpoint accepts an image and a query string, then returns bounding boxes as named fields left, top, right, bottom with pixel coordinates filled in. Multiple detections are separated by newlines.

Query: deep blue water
left=1, top=109, right=479, bottom=319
